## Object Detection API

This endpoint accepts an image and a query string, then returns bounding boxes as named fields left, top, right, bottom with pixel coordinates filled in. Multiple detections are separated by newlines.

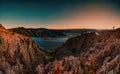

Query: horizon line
left=1, top=24, right=115, bottom=30
left=7, top=26, right=113, bottom=30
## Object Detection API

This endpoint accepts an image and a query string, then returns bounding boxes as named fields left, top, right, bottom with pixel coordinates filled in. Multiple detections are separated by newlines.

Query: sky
left=0, top=0, right=120, bottom=29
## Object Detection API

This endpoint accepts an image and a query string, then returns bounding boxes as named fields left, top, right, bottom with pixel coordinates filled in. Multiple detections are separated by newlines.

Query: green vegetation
left=0, top=37, right=2, bottom=44
left=41, top=49, right=53, bottom=57
left=40, top=48, right=54, bottom=63
left=36, top=57, right=42, bottom=65
left=20, top=38, right=24, bottom=44
left=71, top=48, right=77, bottom=53
left=83, top=65, right=93, bottom=74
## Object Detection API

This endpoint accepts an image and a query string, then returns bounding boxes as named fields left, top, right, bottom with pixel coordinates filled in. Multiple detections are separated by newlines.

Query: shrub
left=83, top=65, right=93, bottom=74
left=0, top=37, right=2, bottom=44
left=36, top=57, right=43, bottom=65
left=71, top=48, right=77, bottom=53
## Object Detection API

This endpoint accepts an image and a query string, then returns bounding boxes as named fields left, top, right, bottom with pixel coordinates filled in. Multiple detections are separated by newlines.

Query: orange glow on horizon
left=43, top=3, right=120, bottom=29
left=1, top=2, right=120, bottom=29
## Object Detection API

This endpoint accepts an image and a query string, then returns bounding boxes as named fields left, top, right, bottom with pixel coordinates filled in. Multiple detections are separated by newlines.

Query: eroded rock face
left=0, top=25, right=46, bottom=74
left=54, top=32, right=100, bottom=60
left=36, top=56, right=84, bottom=74
left=35, top=29, right=120, bottom=74
left=1, top=24, right=120, bottom=74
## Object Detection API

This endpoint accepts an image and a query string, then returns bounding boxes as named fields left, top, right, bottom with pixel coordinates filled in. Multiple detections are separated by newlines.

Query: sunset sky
left=0, top=0, right=120, bottom=29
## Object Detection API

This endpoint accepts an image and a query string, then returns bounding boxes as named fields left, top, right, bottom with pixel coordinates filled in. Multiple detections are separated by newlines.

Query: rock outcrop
left=0, top=25, right=46, bottom=74
left=36, top=29, right=120, bottom=74
left=1, top=24, right=120, bottom=74
left=54, top=32, right=100, bottom=59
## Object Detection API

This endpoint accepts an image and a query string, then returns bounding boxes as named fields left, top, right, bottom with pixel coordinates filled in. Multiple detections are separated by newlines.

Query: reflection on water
left=31, top=37, right=69, bottom=50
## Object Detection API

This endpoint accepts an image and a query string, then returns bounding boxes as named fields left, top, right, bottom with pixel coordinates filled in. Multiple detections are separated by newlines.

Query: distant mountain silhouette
left=9, top=27, right=110, bottom=38
left=9, top=27, right=66, bottom=38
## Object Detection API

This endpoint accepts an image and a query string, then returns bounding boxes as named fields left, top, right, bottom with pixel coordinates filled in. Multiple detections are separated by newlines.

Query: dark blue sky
left=0, top=0, right=120, bottom=29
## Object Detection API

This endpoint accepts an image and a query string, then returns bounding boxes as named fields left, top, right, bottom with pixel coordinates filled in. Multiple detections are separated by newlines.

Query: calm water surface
left=31, top=37, right=69, bottom=50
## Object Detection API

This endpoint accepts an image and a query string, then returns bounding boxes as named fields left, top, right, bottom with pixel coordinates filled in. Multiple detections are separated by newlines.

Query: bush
left=0, top=37, right=2, bottom=44
left=83, top=65, right=93, bottom=74
left=71, top=48, right=77, bottom=53
left=36, top=57, right=42, bottom=65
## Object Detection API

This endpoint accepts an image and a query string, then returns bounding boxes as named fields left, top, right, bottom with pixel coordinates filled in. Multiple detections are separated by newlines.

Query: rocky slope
left=1, top=24, right=119, bottom=74
left=0, top=24, right=47, bottom=74
left=35, top=29, right=120, bottom=74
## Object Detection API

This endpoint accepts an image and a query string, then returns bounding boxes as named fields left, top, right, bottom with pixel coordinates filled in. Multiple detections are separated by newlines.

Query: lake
left=31, top=37, right=69, bottom=50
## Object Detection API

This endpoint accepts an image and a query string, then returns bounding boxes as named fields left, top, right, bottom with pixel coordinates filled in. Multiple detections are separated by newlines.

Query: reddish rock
left=0, top=24, right=46, bottom=74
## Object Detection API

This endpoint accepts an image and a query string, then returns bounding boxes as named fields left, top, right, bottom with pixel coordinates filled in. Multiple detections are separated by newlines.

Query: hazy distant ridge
left=9, top=27, right=111, bottom=38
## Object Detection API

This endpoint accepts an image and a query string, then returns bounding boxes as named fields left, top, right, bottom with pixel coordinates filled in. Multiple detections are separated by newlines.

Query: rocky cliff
left=0, top=24, right=47, bottom=74
left=36, top=29, right=120, bottom=74
left=1, top=24, right=120, bottom=74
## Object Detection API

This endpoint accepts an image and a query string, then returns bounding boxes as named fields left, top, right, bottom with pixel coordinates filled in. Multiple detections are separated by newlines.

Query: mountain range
left=0, top=24, right=119, bottom=74
left=42, top=28, right=120, bottom=74
left=9, top=27, right=110, bottom=38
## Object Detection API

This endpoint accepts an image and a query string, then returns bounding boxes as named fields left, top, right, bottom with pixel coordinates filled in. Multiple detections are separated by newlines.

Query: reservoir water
left=31, top=37, right=69, bottom=50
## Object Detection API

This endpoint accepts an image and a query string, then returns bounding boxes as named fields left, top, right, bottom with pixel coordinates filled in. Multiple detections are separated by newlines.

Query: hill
left=9, top=27, right=66, bottom=38
left=35, top=28, right=120, bottom=74
left=2, top=24, right=119, bottom=74
left=9, top=27, right=110, bottom=38
left=0, top=24, right=47, bottom=74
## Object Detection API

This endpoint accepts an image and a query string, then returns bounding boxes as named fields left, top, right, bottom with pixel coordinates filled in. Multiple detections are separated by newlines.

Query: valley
left=1, top=0, right=120, bottom=74
left=0, top=24, right=120, bottom=74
